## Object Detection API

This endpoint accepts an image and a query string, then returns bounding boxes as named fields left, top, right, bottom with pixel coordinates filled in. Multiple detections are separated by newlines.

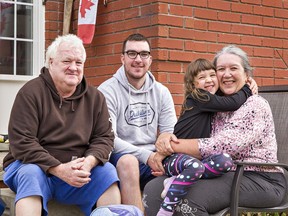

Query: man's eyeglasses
left=124, top=50, right=150, bottom=59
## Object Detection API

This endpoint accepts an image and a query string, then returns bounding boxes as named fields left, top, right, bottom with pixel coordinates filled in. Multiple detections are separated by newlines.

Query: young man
left=98, top=33, right=177, bottom=212
left=3, top=34, right=121, bottom=216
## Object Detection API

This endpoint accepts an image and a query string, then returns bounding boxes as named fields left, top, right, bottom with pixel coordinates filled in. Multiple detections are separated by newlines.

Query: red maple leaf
left=80, top=0, right=95, bottom=18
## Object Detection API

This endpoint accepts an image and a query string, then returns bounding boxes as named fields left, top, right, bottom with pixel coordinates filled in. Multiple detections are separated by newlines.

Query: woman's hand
left=155, top=132, right=178, bottom=156
left=247, top=77, right=258, bottom=94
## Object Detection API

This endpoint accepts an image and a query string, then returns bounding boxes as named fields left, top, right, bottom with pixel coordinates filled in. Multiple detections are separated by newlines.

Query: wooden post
left=63, top=0, right=74, bottom=35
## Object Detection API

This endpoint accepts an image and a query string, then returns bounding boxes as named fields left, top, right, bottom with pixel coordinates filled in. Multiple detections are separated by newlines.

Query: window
left=0, top=0, right=44, bottom=81
left=0, top=0, right=44, bottom=133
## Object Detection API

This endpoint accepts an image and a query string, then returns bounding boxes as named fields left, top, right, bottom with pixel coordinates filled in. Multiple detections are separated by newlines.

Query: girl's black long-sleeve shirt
left=174, top=84, right=252, bottom=139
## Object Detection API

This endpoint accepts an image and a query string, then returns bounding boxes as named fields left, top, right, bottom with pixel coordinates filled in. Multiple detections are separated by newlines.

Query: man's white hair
left=44, top=34, right=86, bottom=68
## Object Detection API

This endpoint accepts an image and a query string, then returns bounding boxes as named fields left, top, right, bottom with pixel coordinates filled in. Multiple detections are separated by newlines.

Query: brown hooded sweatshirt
left=3, top=67, right=114, bottom=173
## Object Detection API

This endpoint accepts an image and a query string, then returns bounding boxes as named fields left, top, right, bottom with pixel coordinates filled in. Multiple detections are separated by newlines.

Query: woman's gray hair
left=44, top=34, right=86, bottom=68
left=212, top=45, right=253, bottom=76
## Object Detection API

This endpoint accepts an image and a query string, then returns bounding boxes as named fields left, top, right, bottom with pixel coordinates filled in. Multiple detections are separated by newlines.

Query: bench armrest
left=230, top=161, right=288, bottom=215
left=234, top=161, right=288, bottom=171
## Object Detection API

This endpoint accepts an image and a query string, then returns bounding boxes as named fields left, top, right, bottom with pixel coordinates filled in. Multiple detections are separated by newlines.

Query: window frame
left=0, top=0, right=45, bottom=81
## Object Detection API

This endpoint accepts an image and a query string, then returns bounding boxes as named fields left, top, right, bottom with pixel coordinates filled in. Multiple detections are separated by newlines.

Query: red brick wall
left=45, top=0, right=288, bottom=114
left=45, top=1, right=65, bottom=47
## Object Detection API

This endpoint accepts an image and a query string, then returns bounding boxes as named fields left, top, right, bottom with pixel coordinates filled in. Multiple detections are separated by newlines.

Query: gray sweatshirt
left=98, top=66, right=177, bottom=164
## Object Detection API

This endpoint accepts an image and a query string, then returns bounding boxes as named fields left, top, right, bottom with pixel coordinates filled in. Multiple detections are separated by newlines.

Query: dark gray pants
left=143, top=171, right=286, bottom=216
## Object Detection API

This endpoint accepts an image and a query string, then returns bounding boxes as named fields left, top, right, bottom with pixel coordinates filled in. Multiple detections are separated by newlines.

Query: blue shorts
left=4, top=160, right=119, bottom=216
left=110, top=153, right=155, bottom=190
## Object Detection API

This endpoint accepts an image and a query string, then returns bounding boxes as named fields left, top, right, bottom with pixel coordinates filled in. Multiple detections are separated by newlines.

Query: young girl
left=157, top=58, right=252, bottom=216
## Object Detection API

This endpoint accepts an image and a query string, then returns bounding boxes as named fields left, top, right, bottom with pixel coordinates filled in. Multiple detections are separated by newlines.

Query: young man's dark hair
left=122, top=33, right=151, bottom=54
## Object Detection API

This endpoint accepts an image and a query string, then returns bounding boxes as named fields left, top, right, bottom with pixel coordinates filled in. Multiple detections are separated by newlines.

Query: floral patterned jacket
left=199, top=95, right=281, bottom=172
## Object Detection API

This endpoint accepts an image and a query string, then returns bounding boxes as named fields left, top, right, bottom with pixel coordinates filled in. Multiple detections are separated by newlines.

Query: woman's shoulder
left=243, top=94, right=272, bottom=113
left=247, top=94, right=269, bottom=105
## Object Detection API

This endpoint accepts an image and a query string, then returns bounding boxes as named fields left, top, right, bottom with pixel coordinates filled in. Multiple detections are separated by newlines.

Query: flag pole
left=63, top=0, right=74, bottom=35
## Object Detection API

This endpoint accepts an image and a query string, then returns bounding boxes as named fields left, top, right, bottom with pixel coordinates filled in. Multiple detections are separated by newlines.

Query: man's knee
left=116, top=154, right=139, bottom=177
left=117, top=154, right=139, bottom=169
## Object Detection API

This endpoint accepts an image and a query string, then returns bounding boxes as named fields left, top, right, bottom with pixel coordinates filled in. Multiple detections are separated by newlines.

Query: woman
left=156, top=58, right=253, bottom=216
left=143, top=45, right=287, bottom=216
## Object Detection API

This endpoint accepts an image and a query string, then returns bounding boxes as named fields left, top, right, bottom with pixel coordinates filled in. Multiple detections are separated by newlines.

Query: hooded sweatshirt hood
left=40, top=67, right=88, bottom=111
left=113, top=65, right=156, bottom=94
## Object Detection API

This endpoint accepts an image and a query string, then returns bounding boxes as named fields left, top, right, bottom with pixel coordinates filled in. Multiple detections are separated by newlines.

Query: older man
left=3, top=34, right=120, bottom=216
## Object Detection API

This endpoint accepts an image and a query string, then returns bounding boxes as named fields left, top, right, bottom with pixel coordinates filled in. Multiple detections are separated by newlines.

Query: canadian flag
left=77, top=0, right=99, bottom=44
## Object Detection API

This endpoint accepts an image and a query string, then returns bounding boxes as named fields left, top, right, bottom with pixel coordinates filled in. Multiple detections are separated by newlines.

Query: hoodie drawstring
left=128, top=84, right=150, bottom=133
left=128, top=86, right=131, bottom=120
left=145, top=92, right=149, bottom=134
left=71, top=101, right=75, bottom=112
left=58, top=96, right=75, bottom=112
left=59, top=96, right=63, bottom=109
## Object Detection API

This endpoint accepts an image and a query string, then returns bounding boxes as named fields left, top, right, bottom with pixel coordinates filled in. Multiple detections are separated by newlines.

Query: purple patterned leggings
left=161, top=153, right=233, bottom=212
